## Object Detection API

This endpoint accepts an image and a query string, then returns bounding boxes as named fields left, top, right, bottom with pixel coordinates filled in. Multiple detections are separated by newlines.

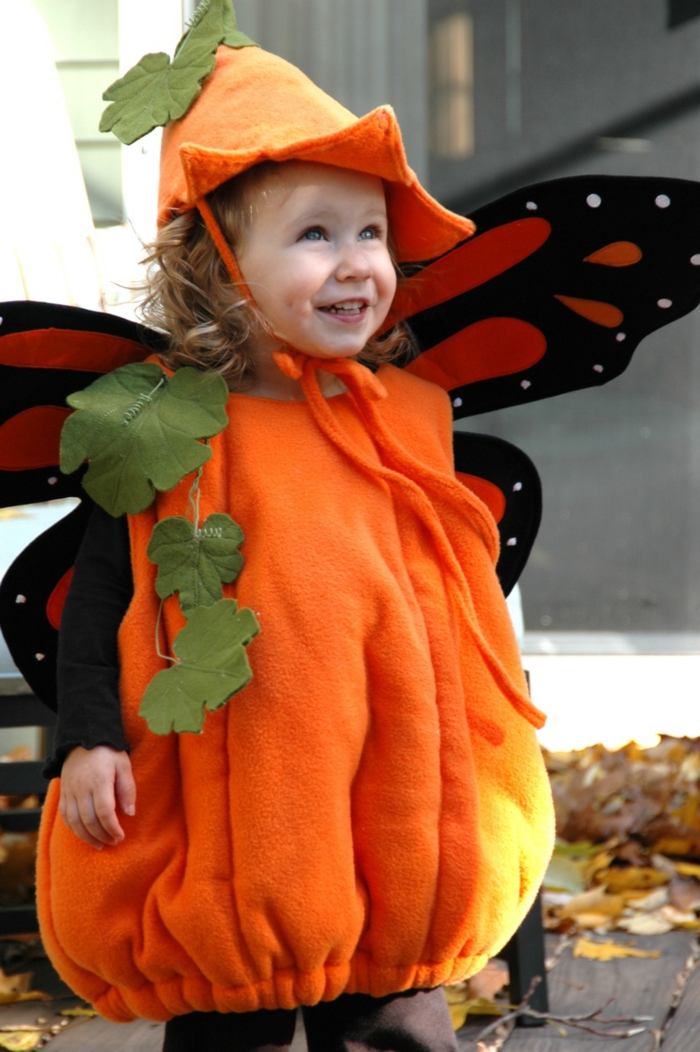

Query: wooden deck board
left=0, top=998, right=164, bottom=1050
left=0, top=932, right=695, bottom=1051
left=658, top=942, right=700, bottom=1052
left=457, top=932, right=697, bottom=1051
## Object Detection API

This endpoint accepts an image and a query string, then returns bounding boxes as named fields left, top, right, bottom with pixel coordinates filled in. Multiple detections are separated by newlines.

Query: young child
left=37, top=13, right=554, bottom=1052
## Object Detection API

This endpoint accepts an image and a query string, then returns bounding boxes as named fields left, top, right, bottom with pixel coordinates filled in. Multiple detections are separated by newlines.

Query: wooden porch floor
left=0, top=931, right=698, bottom=1051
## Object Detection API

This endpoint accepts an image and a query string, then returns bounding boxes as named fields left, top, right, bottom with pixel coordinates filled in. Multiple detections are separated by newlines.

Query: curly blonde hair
left=139, top=162, right=413, bottom=390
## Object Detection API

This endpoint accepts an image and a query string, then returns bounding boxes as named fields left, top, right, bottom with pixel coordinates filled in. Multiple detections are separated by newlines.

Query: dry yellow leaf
left=558, top=885, right=626, bottom=919
left=661, top=905, right=698, bottom=926
left=653, top=837, right=700, bottom=857
left=617, top=910, right=674, bottom=936
left=447, top=995, right=504, bottom=1031
left=584, top=851, right=616, bottom=884
left=671, top=796, right=700, bottom=829
left=628, top=887, right=670, bottom=911
left=680, top=752, right=700, bottom=780
left=0, top=994, right=46, bottom=1006
left=0, top=1034, right=41, bottom=1051
left=674, top=861, right=700, bottom=880
left=569, top=912, right=614, bottom=930
left=598, top=867, right=669, bottom=893
left=59, top=1008, right=96, bottom=1018
left=573, top=937, right=661, bottom=961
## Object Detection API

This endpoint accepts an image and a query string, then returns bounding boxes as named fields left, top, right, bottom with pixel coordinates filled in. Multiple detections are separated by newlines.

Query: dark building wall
left=444, top=2, right=700, bottom=638
left=431, top=0, right=700, bottom=210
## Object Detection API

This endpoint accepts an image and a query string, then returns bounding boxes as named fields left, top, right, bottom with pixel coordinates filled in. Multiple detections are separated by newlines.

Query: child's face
left=236, top=162, right=397, bottom=361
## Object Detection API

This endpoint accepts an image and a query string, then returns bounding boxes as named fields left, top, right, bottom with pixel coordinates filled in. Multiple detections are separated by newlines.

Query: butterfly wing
left=0, top=301, right=164, bottom=705
left=396, top=175, right=700, bottom=418
left=0, top=502, right=94, bottom=709
left=0, top=300, right=165, bottom=507
left=453, top=431, right=541, bottom=597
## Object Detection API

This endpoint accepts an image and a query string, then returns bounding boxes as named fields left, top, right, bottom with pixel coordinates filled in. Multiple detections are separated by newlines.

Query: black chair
left=0, top=681, right=55, bottom=936
left=501, top=890, right=549, bottom=1024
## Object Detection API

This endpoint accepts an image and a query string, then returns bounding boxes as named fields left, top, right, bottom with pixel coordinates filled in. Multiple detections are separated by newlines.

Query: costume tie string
left=273, top=350, right=545, bottom=729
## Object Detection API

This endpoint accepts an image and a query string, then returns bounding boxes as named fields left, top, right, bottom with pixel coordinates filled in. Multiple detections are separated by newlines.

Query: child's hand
left=59, top=746, right=136, bottom=851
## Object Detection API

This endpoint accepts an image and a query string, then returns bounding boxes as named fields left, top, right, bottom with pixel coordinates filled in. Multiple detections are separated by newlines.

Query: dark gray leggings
left=162, top=987, right=459, bottom=1052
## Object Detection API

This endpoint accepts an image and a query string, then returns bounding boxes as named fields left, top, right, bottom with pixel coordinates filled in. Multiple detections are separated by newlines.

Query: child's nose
left=336, top=242, right=372, bottom=281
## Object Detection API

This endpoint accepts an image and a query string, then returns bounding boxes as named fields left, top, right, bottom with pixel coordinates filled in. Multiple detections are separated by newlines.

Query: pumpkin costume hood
left=158, top=44, right=475, bottom=263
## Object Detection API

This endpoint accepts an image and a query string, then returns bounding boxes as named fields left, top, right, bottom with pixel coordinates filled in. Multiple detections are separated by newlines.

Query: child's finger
left=114, top=755, right=136, bottom=818
left=88, top=784, right=125, bottom=844
left=59, top=793, right=109, bottom=851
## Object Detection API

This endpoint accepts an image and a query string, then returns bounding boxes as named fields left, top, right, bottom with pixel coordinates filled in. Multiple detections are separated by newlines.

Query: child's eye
left=359, top=225, right=383, bottom=241
left=301, top=227, right=325, bottom=241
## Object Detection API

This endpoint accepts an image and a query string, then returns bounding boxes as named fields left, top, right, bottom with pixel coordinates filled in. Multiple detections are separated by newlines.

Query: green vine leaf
left=139, top=599, right=260, bottom=734
left=60, top=364, right=229, bottom=517
left=100, top=0, right=257, bottom=145
left=148, top=513, right=245, bottom=615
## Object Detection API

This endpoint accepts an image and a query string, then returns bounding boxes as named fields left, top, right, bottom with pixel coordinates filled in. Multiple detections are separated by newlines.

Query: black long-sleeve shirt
left=43, top=507, right=132, bottom=778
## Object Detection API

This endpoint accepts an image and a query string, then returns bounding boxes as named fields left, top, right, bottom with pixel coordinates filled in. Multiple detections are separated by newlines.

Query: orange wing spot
left=0, top=406, right=71, bottom=469
left=405, top=317, right=546, bottom=389
left=46, top=568, right=75, bottom=630
left=584, top=241, right=642, bottom=267
left=554, top=295, right=624, bottom=328
left=455, top=473, right=506, bottom=523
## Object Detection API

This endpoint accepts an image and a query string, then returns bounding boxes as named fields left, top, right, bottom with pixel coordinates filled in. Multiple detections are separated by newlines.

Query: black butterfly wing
left=0, top=502, right=94, bottom=710
left=453, top=432, right=541, bottom=597
left=397, top=175, right=700, bottom=418
left=0, top=301, right=164, bottom=706
left=0, top=300, right=165, bottom=507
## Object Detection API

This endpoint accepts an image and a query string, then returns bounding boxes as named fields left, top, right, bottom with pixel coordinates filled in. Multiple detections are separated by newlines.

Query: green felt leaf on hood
left=60, top=363, right=229, bottom=517
left=139, top=599, right=260, bottom=734
left=100, top=0, right=257, bottom=145
left=182, top=0, right=256, bottom=50
left=148, top=513, right=245, bottom=615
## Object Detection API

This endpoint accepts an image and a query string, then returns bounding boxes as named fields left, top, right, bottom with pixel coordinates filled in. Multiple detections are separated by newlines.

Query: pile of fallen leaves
left=543, top=735, right=700, bottom=935
left=447, top=735, right=700, bottom=1031
left=545, top=736, right=700, bottom=855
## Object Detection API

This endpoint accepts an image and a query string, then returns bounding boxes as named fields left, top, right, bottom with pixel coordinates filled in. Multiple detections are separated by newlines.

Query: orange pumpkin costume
left=38, top=356, right=553, bottom=1022
left=36, top=20, right=554, bottom=1024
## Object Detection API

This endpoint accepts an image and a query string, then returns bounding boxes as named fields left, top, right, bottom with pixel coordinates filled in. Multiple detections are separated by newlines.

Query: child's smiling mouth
left=318, top=300, right=368, bottom=316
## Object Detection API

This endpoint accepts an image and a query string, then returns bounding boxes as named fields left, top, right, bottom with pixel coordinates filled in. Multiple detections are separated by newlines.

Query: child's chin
left=302, top=342, right=364, bottom=360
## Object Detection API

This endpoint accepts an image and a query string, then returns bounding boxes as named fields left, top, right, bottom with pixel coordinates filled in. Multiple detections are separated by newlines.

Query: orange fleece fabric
left=37, top=361, right=554, bottom=1023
